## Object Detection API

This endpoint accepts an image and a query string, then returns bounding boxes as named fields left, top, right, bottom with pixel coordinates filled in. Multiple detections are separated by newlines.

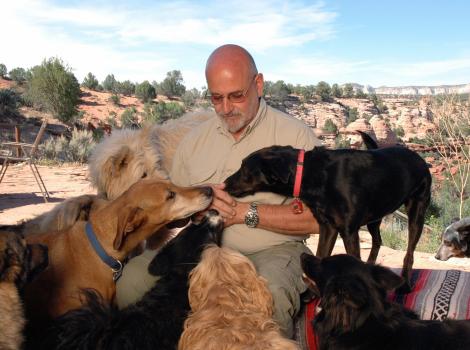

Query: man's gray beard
left=217, top=113, right=245, bottom=134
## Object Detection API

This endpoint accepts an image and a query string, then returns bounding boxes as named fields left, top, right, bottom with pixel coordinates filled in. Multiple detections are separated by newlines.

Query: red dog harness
left=292, top=149, right=305, bottom=214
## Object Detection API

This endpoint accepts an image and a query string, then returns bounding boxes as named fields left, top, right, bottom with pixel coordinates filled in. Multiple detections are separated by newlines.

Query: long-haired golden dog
left=179, top=246, right=299, bottom=350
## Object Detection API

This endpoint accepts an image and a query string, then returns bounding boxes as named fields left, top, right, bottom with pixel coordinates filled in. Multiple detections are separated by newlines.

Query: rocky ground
left=1, top=163, right=470, bottom=272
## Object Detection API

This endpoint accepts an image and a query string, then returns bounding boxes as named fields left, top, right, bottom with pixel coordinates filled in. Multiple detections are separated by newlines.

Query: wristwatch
left=244, top=202, right=259, bottom=228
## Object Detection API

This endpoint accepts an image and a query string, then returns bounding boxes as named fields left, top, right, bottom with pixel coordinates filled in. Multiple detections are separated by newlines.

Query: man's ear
left=114, top=207, right=145, bottom=250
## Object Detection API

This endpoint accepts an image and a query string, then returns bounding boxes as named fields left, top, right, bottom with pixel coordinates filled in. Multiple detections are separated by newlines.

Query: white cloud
left=0, top=0, right=337, bottom=86
left=1, top=1, right=468, bottom=88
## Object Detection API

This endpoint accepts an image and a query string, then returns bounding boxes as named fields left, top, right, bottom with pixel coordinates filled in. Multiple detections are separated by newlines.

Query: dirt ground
left=1, top=163, right=470, bottom=272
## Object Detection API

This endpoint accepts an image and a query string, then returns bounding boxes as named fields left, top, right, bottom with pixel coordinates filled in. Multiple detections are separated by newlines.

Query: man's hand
left=194, top=183, right=249, bottom=227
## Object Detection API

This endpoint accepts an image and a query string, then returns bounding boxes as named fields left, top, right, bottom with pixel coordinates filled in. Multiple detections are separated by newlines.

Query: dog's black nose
left=202, top=186, right=213, bottom=197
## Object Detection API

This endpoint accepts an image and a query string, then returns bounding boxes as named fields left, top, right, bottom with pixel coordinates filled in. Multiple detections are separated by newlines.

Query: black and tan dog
left=300, top=253, right=470, bottom=350
left=38, top=210, right=224, bottom=350
left=0, top=230, right=48, bottom=350
left=435, top=217, right=470, bottom=260
left=224, top=133, right=431, bottom=291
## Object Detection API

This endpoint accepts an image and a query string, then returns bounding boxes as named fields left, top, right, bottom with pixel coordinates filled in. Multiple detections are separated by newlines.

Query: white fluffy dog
left=89, top=111, right=215, bottom=200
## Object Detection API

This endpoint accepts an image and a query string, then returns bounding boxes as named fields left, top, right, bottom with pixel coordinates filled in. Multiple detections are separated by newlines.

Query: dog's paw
left=395, top=282, right=412, bottom=295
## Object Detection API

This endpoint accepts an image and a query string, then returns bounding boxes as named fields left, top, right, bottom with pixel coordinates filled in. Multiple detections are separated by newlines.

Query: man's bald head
left=205, top=44, right=258, bottom=80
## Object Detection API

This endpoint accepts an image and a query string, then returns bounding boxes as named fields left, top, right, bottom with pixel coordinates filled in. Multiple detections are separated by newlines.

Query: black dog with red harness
left=224, top=132, right=432, bottom=292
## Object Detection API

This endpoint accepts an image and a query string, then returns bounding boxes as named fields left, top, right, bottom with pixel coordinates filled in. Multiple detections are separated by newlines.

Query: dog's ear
left=269, top=160, right=291, bottom=185
left=27, top=243, right=49, bottom=284
left=114, top=206, right=146, bottom=250
left=457, top=231, right=468, bottom=252
left=104, top=146, right=133, bottom=179
left=369, top=264, right=404, bottom=291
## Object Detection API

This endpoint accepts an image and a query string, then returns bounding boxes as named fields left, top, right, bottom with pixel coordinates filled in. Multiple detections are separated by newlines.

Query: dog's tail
left=356, top=130, right=378, bottom=150
left=39, top=289, right=119, bottom=349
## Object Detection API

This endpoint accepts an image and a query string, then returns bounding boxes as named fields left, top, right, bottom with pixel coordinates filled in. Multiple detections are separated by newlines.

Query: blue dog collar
left=85, top=222, right=123, bottom=281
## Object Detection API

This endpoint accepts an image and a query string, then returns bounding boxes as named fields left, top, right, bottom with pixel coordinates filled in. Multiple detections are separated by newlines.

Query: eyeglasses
left=206, top=75, right=258, bottom=105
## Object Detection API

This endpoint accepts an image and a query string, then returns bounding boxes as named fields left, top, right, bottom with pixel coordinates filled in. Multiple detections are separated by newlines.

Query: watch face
left=245, top=204, right=259, bottom=228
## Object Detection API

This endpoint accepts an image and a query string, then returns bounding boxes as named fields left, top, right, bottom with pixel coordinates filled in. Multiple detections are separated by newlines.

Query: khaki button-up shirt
left=170, top=98, right=321, bottom=254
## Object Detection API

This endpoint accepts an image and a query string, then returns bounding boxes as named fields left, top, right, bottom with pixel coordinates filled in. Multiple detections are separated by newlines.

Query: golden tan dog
left=24, top=179, right=213, bottom=324
left=0, top=230, right=48, bottom=350
left=179, top=245, right=299, bottom=350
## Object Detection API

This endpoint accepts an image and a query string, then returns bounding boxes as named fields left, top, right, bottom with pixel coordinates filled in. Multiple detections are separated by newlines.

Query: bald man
left=116, top=44, right=321, bottom=338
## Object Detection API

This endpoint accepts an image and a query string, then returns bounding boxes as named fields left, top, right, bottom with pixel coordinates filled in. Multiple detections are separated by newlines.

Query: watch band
left=244, top=202, right=259, bottom=228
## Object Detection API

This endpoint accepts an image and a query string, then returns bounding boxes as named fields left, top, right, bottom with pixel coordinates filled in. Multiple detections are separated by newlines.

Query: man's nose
left=221, top=96, right=234, bottom=114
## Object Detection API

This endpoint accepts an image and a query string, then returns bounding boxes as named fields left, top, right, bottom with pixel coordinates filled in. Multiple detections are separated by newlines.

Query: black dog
left=435, top=217, right=470, bottom=260
left=300, top=253, right=470, bottom=350
left=38, top=210, right=224, bottom=350
left=224, top=132, right=431, bottom=291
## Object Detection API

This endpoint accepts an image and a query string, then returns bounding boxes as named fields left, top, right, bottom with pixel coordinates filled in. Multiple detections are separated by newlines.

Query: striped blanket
left=294, top=268, right=470, bottom=350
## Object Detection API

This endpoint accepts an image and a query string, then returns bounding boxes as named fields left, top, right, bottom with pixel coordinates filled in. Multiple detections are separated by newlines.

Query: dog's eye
left=167, top=191, right=176, bottom=200
left=141, top=172, right=147, bottom=179
left=444, top=240, right=452, bottom=246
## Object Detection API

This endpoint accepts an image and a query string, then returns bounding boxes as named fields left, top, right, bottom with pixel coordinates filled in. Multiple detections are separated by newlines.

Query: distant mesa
left=345, top=83, right=470, bottom=96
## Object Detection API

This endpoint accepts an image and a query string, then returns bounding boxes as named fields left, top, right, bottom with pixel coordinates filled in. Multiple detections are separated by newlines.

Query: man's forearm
left=257, top=204, right=319, bottom=235
left=230, top=201, right=319, bottom=236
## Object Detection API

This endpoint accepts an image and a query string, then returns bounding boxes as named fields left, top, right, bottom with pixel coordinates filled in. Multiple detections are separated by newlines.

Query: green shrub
left=9, top=67, right=27, bottom=83
left=121, top=107, right=139, bottom=128
left=107, top=111, right=118, bottom=127
left=0, top=64, right=7, bottom=78
left=115, top=80, right=135, bottom=96
left=355, top=90, right=367, bottom=98
left=135, top=80, right=156, bottom=103
left=323, top=119, right=338, bottom=133
left=109, top=94, right=120, bottom=106
left=335, top=135, right=351, bottom=149
left=0, top=89, right=20, bottom=115
left=156, top=70, right=186, bottom=98
left=393, top=126, right=405, bottom=137
left=408, top=136, right=428, bottom=145
left=27, top=57, right=80, bottom=124
left=142, top=101, right=185, bottom=124
left=39, top=128, right=95, bottom=163
left=264, top=80, right=291, bottom=101
left=182, top=88, right=200, bottom=107
left=66, top=129, right=96, bottom=162
left=370, top=94, right=388, bottom=113
left=342, top=83, right=354, bottom=98
left=362, top=113, right=372, bottom=121
left=102, top=74, right=117, bottom=92
left=82, top=72, right=99, bottom=90
left=316, top=81, right=331, bottom=102
left=347, top=107, right=358, bottom=124
left=331, top=83, right=342, bottom=98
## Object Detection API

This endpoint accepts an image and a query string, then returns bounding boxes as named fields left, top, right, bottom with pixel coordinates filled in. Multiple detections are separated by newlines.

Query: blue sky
left=1, top=0, right=469, bottom=89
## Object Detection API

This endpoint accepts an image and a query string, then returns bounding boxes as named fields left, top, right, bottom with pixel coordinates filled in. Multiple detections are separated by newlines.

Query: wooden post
left=14, top=125, right=22, bottom=157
